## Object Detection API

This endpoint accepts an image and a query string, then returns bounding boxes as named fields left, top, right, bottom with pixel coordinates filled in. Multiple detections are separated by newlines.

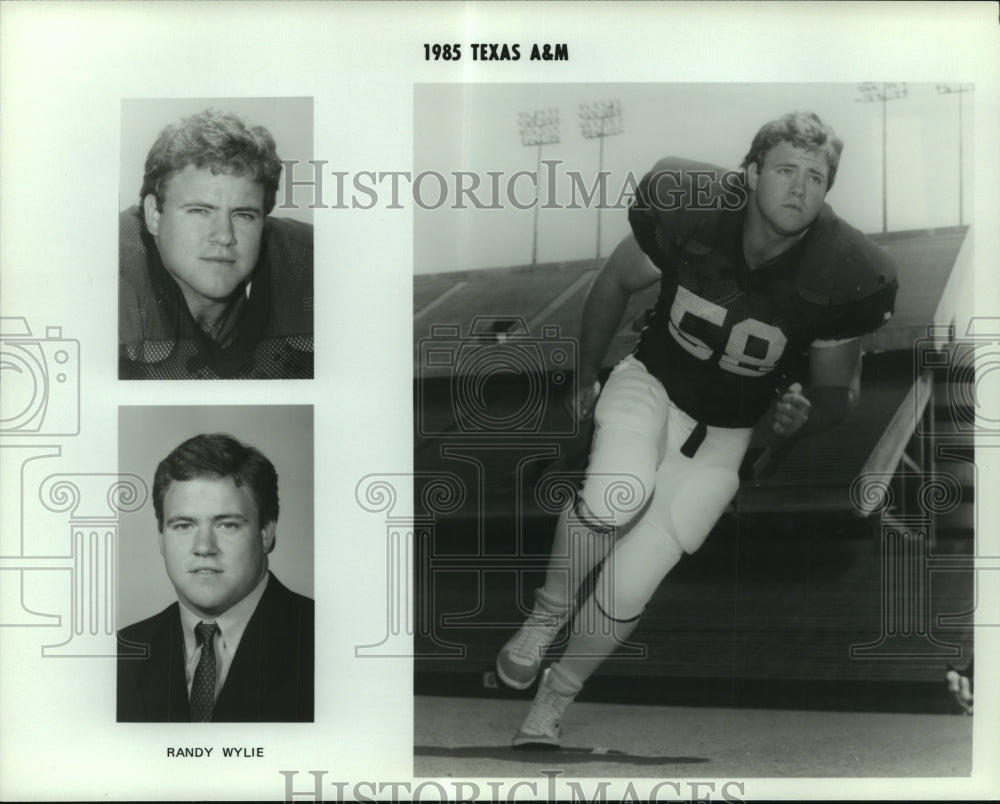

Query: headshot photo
left=116, top=406, right=314, bottom=722
left=118, top=98, right=314, bottom=380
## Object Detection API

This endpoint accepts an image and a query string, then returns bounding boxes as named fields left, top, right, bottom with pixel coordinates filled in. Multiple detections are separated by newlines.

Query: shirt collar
left=179, top=571, right=270, bottom=660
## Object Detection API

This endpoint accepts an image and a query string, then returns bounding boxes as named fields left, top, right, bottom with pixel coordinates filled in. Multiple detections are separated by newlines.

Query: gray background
left=119, top=96, right=314, bottom=223
left=117, top=404, right=314, bottom=626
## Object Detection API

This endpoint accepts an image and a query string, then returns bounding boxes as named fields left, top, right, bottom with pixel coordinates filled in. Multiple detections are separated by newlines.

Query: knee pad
left=594, top=593, right=643, bottom=624
left=592, top=519, right=685, bottom=622
left=593, top=360, right=669, bottom=433
left=572, top=495, right=616, bottom=532
left=579, top=363, right=669, bottom=529
left=577, top=435, right=653, bottom=529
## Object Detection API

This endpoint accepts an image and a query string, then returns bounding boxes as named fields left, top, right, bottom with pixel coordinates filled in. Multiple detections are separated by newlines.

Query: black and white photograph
left=0, top=2, right=997, bottom=802
left=412, top=82, right=982, bottom=778
left=119, top=98, right=315, bottom=380
left=117, top=405, right=314, bottom=722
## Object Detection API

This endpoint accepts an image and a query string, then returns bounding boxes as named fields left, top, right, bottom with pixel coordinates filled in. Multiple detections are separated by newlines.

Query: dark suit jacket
left=117, top=572, right=313, bottom=722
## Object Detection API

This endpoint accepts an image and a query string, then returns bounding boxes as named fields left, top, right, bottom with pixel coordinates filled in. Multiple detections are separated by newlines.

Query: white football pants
left=538, top=355, right=752, bottom=690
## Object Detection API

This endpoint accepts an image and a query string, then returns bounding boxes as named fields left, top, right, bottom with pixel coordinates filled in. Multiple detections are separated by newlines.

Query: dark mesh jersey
left=119, top=207, right=314, bottom=380
left=629, top=157, right=898, bottom=428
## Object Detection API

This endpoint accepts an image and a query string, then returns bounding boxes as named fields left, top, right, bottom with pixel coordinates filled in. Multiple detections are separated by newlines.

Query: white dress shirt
left=179, top=572, right=269, bottom=699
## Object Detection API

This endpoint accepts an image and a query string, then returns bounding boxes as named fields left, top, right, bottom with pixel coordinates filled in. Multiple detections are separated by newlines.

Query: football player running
left=497, top=111, right=899, bottom=747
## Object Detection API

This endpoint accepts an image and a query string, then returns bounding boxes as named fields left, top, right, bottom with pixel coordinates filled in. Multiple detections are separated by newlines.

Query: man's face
left=143, top=165, right=265, bottom=309
left=746, top=141, right=829, bottom=237
left=158, top=476, right=274, bottom=619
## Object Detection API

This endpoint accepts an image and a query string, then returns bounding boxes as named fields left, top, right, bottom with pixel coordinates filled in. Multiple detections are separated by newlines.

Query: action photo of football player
left=496, top=111, right=900, bottom=747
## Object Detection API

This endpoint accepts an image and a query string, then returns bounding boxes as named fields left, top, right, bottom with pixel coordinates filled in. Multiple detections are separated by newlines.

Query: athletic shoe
left=496, top=608, right=566, bottom=690
left=511, top=667, right=578, bottom=748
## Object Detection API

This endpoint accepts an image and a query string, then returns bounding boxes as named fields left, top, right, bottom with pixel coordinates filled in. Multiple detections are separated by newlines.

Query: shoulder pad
left=264, top=217, right=314, bottom=325
left=795, top=209, right=898, bottom=306
left=119, top=205, right=149, bottom=277
left=264, top=216, right=314, bottom=291
left=631, top=156, right=747, bottom=246
left=266, top=215, right=314, bottom=248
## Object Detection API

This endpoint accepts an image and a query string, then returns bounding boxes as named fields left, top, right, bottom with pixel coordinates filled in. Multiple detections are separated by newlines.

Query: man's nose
left=192, top=524, right=219, bottom=555
left=790, top=173, right=806, bottom=197
left=209, top=213, right=236, bottom=246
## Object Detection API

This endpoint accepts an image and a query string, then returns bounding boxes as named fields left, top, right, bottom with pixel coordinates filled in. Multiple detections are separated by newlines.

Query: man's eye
left=217, top=521, right=240, bottom=530
left=187, top=208, right=209, bottom=215
left=171, top=522, right=193, bottom=531
left=234, top=213, right=258, bottom=222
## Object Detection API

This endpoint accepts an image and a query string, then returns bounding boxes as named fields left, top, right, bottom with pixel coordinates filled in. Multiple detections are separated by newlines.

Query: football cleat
left=511, top=667, right=578, bottom=748
left=496, top=608, right=566, bottom=690
left=946, top=663, right=973, bottom=715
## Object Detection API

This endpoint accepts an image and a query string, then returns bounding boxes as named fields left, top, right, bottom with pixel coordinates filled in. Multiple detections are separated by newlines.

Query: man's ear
left=746, top=162, right=759, bottom=192
left=261, top=521, right=276, bottom=555
left=143, top=194, right=161, bottom=236
left=157, top=527, right=166, bottom=557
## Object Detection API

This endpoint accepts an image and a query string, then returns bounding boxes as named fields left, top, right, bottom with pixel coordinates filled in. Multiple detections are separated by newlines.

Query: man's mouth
left=190, top=568, right=223, bottom=574
left=200, top=256, right=236, bottom=264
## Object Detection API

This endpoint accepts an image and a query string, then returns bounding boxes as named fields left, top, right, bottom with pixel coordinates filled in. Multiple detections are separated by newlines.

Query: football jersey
left=119, top=207, right=314, bottom=380
left=629, top=157, right=898, bottom=428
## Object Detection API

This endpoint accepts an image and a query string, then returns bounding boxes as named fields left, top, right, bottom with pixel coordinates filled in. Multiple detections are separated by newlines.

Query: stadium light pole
left=579, top=100, right=624, bottom=261
left=936, top=83, right=974, bottom=226
left=855, top=83, right=908, bottom=234
left=518, top=108, right=561, bottom=266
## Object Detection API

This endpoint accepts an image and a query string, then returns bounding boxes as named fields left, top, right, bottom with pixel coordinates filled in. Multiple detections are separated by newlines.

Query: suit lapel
left=213, top=575, right=275, bottom=721
left=135, top=604, right=190, bottom=721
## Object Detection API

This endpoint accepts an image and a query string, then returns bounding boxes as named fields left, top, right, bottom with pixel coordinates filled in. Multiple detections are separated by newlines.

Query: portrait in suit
left=117, top=423, right=314, bottom=722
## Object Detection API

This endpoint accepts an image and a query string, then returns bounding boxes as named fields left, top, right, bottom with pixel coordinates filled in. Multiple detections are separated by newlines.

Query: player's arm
left=579, top=233, right=661, bottom=378
left=572, top=233, right=661, bottom=417
left=772, top=338, right=862, bottom=438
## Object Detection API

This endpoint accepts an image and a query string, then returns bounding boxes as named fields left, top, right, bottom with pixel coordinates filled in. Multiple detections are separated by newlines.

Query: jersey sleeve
left=628, top=158, right=675, bottom=272
left=264, top=216, right=314, bottom=332
left=798, top=210, right=900, bottom=341
left=119, top=206, right=154, bottom=347
left=815, top=277, right=899, bottom=342
left=628, top=156, right=744, bottom=273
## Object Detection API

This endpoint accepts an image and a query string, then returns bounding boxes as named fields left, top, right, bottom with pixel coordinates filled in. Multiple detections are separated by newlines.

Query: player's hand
left=772, top=382, right=811, bottom=437
left=567, top=377, right=601, bottom=421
